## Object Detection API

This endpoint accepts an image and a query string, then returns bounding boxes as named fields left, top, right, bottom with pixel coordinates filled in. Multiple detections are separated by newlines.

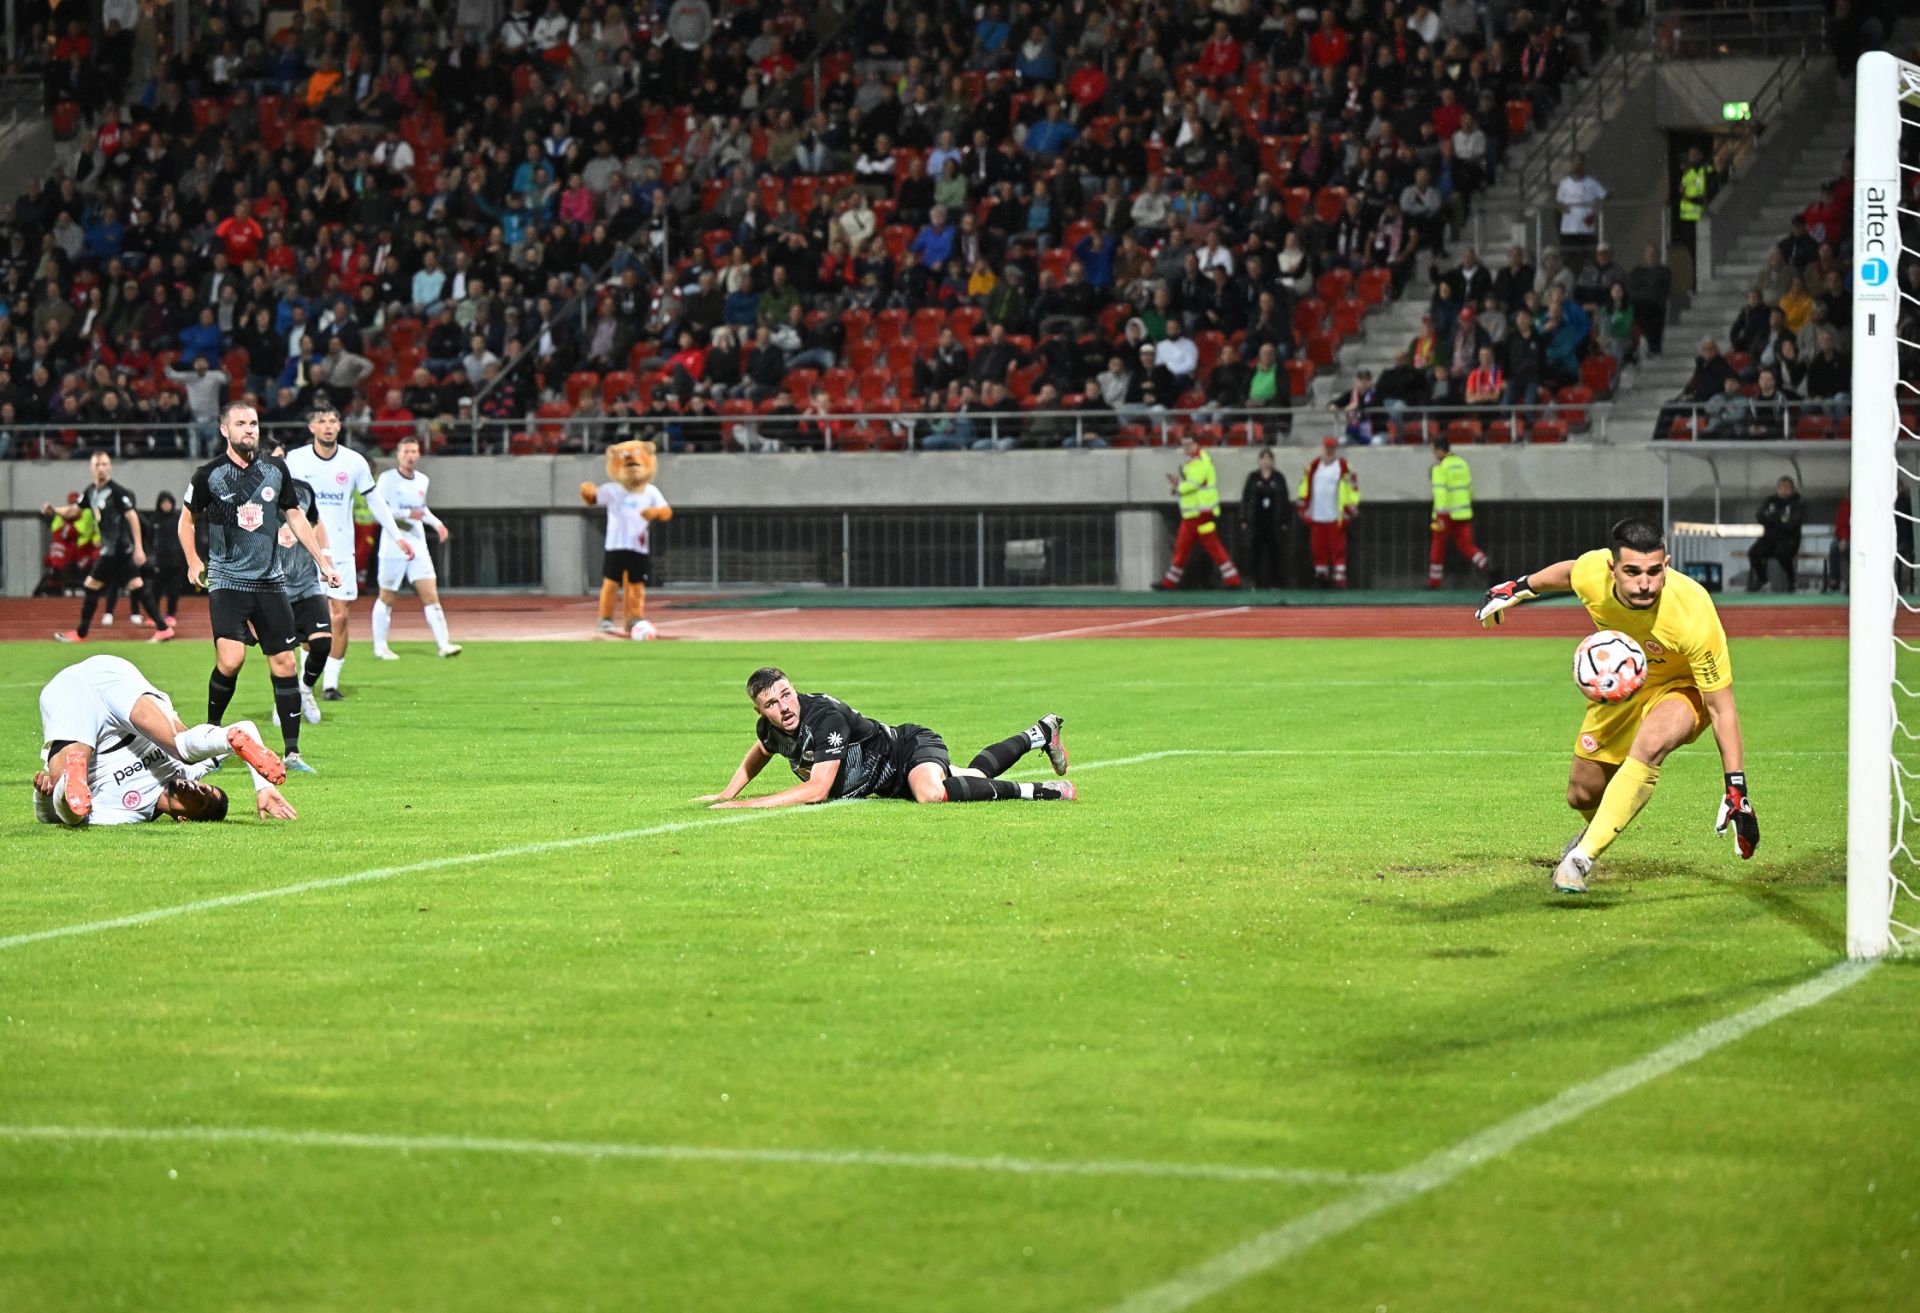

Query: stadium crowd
left=0, top=0, right=1644, bottom=458
left=1652, top=139, right=1915, bottom=441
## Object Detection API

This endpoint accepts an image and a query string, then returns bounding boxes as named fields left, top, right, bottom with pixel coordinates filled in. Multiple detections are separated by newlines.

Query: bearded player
left=1476, top=517, right=1758, bottom=894
left=700, top=668, right=1076, bottom=808
left=34, top=654, right=296, bottom=825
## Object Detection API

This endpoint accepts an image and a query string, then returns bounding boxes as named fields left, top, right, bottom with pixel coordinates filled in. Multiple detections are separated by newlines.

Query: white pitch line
left=1103, top=956, right=1880, bottom=1313
left=0, top=1123, right=1383, bottom=1188
left=1016, top=607, right=1253, bottom=642
left=653, top=607, right=801, bottom=628
left=0, top=805, right=849, bottom=954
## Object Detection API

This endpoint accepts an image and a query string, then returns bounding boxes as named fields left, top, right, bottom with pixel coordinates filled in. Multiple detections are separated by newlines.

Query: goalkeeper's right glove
left=1715, top=772, right=1760, bottom=859
left=1475, top=575, right=1536, bottom=627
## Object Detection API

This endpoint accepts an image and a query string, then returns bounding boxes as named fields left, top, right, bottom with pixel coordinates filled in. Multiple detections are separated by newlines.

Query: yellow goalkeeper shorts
left=1574, top=684, right=1709, bottom=766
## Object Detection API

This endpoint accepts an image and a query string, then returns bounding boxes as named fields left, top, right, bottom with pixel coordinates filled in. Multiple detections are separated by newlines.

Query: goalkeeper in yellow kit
left=1475, top=517, right=1759, bottom=893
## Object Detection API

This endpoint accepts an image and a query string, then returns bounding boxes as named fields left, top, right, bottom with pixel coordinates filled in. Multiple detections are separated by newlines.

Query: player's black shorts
left=209, top=588, right=299, bottom=655
left=89, top=553, right=139, bottom=588
left=602, top=549, right=652, bottom=585
left=291, top=594, right=332, bottom=642
left=880, top=724, right=950, bottom=797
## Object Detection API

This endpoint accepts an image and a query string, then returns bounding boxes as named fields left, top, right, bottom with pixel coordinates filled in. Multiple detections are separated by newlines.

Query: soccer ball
left=1573, top=630, right=1647, bottom=704
left=629, top=619, right=658, bottom=642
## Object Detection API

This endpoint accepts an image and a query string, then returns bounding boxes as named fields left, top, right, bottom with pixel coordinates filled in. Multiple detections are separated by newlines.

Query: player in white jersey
left=33, top=655, right=297, bottom=825
left=282, top=402, right=406, bottom=700
left=371, top=433, right=460, bottom=658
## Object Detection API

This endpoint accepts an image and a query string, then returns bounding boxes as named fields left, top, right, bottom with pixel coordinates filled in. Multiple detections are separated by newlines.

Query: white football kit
left=284, top=440, right=379, bottom=602
left=36, top=656, right=219, bottom=826
left=373, top=468, right=440, bottom=591
left=594, top=482, right=670, bottom=552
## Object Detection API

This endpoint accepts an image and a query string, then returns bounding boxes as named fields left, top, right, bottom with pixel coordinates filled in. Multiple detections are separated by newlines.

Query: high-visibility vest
left=1432, top=452, right=1474, bottom=521
left=1177, top=451, right=1221, bottom=524
left=1678, top=164, right=1711, bottom=222
left=1296, top=458, right=1361, bottom=521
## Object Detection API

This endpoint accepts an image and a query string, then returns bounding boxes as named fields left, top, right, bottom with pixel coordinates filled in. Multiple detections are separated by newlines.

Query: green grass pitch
left=1, top=635, right=1915, bottom=1312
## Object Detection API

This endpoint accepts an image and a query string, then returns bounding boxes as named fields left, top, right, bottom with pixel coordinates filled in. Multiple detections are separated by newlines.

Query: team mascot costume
left=581, top=440, right=672, bottom=637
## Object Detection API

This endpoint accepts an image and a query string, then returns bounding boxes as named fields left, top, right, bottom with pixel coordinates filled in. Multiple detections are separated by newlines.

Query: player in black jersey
left=179, top=402, right=338, bottom=770
left=700, top=667, right=1076, bottom=808
left=268, top=440, right=334, bottom=760
left=49, top=450, right=174, bottom=642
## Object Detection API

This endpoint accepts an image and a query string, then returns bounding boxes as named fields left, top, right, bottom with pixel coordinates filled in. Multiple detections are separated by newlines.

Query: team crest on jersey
left=237, top=503, right=264, bottom=531
left=261, top=485, right=275, bottom=501
left=122, top=790, right=141, bottom=809
left=1579, top=733, right=1599, bottom=754
left=1643, top=638, right=1666, bottom=656
left=336, top=470, right=351, bottom=485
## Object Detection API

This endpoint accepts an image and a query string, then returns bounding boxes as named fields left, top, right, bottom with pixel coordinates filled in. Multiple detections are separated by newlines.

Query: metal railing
left=1651, top=4, right=1829, bottom=59
left=1514, top=27, right=1658, bottom=228
left=0, top=397, right=1628, bottom=458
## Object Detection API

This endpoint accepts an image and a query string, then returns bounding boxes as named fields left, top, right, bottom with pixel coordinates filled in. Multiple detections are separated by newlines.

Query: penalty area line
left=1016, top=608, right=1253, bottom=641
left=1101, top=956, right=1880, bottom=1313
left=0, top=1122, right=1385, bottom=1189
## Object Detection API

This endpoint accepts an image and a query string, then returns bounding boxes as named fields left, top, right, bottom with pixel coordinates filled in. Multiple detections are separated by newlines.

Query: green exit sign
left=1722, top=101, right=1752, bottom=121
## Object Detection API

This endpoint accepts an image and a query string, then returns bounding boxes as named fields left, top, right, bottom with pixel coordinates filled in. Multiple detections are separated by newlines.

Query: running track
left=0, top=596, right=1853, bottom=643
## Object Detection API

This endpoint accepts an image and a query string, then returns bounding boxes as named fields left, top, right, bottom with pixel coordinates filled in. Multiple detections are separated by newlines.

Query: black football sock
left=75, top=588, right=101, bottom=637
left=271, top=673, right=302, bottom=755
left=944, top=775, right=1031, bottom=802
left=303, top=636, right=332, bottom=688
left=968, top=733, right=1034, bottom=778
left=208, top=669, right=239, bottom=723
left=133, top=584, right=166, bottom=626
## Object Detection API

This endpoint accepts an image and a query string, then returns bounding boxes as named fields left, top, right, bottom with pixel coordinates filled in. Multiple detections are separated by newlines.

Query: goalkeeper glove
left=1474, top=575, right=1536, bottom=627
left=1714, top=772, right=1760, bottom=859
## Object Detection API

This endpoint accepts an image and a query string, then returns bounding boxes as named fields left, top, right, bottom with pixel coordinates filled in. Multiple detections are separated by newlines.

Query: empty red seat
left=1529, top=419, right=1569, bottom=444
left=1316, top=269, right=1353, bottom=303
left=1355, top=268, right=1394, bottom=307
left=1445, top=418, right=1484, bottom=445
left=1331, top=298, right=1366, bottom=337
left=1579, top=355, right=1618, bottom=397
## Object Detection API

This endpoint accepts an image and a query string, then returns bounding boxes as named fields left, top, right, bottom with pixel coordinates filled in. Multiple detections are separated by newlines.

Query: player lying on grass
left=1475, top=516, right=1758, bottom=893
left=699, top=667, right=1077, bottom=808
left=33, top=655, right=297, bottom=825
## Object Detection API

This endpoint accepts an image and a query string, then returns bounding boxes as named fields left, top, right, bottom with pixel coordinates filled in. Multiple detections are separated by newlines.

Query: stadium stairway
left=1319, top=31, right=1659, bottom=416
left=1603, top=68, right=1853, bottom=444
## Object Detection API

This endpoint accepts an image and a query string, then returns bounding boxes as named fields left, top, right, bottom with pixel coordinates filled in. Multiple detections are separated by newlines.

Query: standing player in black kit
left=178, top=402, right=339, bottom=769
left=699, top=668, right=1077, bottom=808
left=50, top=450, right=175, bottom=642
left=266, top=439, right=333, bottom=772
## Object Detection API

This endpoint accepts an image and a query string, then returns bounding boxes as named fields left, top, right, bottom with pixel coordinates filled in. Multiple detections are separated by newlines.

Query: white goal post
left=1849, top=51, right=1919, bottom=959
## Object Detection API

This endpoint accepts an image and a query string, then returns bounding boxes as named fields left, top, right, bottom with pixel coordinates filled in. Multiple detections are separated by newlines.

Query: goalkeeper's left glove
left=1714, top=772, right=1760, bottom=859
left=1474, top=575, right=1536, bottom=627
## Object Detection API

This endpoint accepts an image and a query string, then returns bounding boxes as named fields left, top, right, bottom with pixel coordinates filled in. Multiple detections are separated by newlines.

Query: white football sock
left=372, top=600, right=392, bottom=649
left=322, top=655, right=343, bottom=690
left=175, top=723, right=230, bottom=762
left=423, top=603, right=452, bottom=647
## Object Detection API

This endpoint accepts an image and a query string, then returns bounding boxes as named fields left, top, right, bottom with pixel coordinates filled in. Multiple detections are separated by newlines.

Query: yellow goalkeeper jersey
left=1570, top=549, right=1733, bottom=694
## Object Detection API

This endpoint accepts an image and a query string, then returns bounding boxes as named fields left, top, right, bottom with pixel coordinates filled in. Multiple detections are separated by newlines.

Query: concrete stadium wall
left=1, top=445, right=1848, bottom=595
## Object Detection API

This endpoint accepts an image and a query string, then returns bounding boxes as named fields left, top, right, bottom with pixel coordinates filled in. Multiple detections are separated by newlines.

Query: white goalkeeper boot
left=1552, top=847, right=1593, bottom=895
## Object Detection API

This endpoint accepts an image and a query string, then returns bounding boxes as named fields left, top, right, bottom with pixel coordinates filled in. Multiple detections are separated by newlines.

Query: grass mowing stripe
left=0, top=1123, right=1387, bottom=1187
left=1102, top=956, right=1881, bottom=1313
left=0, top=804, right=853, bottom=954
left=1015, top=608, right=1253, bottom=641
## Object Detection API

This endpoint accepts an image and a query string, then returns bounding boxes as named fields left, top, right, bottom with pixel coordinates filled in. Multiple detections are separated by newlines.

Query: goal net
left=1852, top=51, right=1920, bottom=958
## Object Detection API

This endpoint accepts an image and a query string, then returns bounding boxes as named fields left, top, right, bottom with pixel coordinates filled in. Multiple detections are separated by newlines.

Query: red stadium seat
left=1316, top=269, right=1353, bottom=303
left=1331, top=297, right=1366, bottom=337
left=912, top=307, right=945, bottom=346
left=1305, top=329, right=1339, bottom=370
left=1579, top=355, right=1618, bottom=397
left=1507, top=100, right=1533, bottom=140
left=1552, top=384, right=1593, bottom=430
left=1445, top=418, right=1484, bottom=445
left=1794, top=413, right=1836, bottom=440
left=600, top=370, right=637, bottom=404
left=1486, top=418, right=1520, bottom=445
left=565, top=371, right=600, bottom=407
left=874, top=308, right=909, bottom=341
left=1293, top=297, right=1329, bottom=340
left=1313, top=186, right=1349, bottom=225
left=1283, top=186, right=1313, bottom=223
left=1285, top=358, right=1317, bottom=397
left=1528, top=419, right=1569, bottom=444
left=1355, top=268, right=1394, bottom=307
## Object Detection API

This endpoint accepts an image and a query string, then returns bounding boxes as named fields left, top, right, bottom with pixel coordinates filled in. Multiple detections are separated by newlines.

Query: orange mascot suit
left=581, top=440, right=672, bottom=634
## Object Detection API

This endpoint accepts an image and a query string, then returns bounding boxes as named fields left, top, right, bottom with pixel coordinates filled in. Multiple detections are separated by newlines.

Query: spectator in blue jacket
left=909, top=208, right=956, bottom=268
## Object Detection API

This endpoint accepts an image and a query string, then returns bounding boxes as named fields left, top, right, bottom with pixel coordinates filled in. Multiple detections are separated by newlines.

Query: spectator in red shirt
left=1197, top=22, right=1242, bottom=82
left=215, top=200, right=264, bottom=264
left=757, top=36, right=797, bottom=85
left=371, top=387, right=417, bottom=452
left=1308, top=9, right=1350, bottom=68
left=263, top=229, right=298, bottom=276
